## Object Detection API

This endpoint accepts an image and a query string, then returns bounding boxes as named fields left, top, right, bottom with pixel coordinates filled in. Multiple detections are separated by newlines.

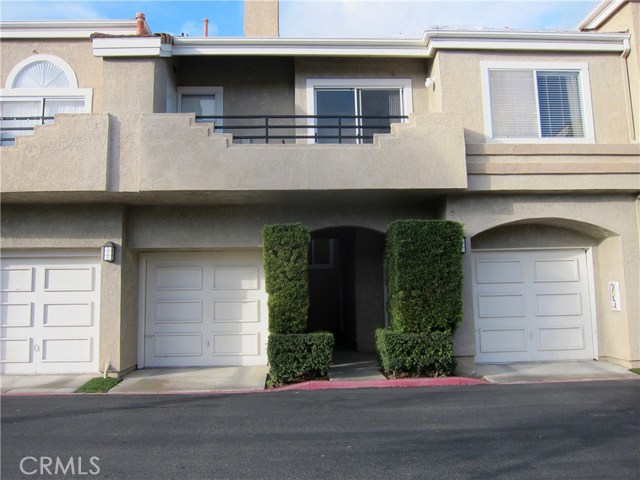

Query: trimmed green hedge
left=263, top=223, right=311, bottom=334
left=267, top=332, right=335, bottom=385
left=385, top=220, right=464, bottom=333
left=376, top=329, right=455, bottom=377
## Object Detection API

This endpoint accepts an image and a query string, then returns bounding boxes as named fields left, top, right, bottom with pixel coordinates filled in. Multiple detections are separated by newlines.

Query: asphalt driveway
left=2, top=380, right=638, bottom=479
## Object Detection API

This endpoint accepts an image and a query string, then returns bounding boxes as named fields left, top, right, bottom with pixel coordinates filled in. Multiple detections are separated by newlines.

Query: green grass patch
left=75, top=377, right=122, bottom=393
left=629, top=368, right=640, bottom=375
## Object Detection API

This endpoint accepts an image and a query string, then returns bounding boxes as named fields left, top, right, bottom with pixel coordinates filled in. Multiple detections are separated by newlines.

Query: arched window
left=1, top=55, right=92, bottom=146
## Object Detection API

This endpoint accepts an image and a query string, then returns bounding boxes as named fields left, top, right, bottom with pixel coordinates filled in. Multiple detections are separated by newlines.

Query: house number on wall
left=608, top=281, right=621, bottom=312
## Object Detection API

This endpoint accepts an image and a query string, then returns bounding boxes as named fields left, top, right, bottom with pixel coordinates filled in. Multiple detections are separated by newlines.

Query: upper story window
left=0, top=54, right=92, bottom=146
left=177, top=86, right=223, bottom=126
left=306, top=79, right=412, bottom=144
left=481, top=62, right=594, bottom=143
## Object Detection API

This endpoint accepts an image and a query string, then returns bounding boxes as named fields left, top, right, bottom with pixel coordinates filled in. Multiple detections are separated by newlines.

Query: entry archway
left=308, top=226, right=386, bottom=352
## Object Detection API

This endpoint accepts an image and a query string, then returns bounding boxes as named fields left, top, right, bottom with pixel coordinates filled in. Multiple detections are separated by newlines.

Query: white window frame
left=0, top=54, right=92, bottom=109
left=480, top=61, right=595, bottom=144
left=177, top=86, right=224, bottom=128
left=0, top=55, right=92, bottom=145
left=305, top=78, right=413, bottom=144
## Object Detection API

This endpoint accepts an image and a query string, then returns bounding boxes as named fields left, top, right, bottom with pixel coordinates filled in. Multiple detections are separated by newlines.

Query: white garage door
left=143, top=252, right=268, bottom=367
left=1, top=253, right=101, bottom=374
left=473, top=249, right=595, bottom=363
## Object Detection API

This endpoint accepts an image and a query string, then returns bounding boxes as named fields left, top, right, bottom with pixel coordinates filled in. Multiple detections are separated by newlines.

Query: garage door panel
left=44, top=267, right=94, bottom=292
left=212, top=333, right=260, bottom=356
left=476, top=260, right=524, bottom=284
left=155, top=267, right=203, bottom=291
left=479, top=328, right=528, bottom=353
left=534, top=259, right=580, bottom=283
left=1, top=267, right=34, bottom=292
left=213, top=267, right=259, bottom=290
left=43, top=303, right=94, bottom=327
left=42, top=338, right=92, bottom=363
left=154, top=333, right=202, bottom=357
left=478, top=294, right=526, bottom=318
left=155, top=300, right=203, bottom=324
left=0, top=338, right=32, bottom=363
left=535, top=293, right=582, bottom=317
left=538, top=326, right=585, bottom=351
left=1, top=303, right=33, bottom=327
left=213, top=300, right=260, bottom=323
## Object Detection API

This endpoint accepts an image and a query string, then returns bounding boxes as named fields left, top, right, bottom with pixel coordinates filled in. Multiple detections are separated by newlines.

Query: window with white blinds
left=482, top=63, right=593, bottom=142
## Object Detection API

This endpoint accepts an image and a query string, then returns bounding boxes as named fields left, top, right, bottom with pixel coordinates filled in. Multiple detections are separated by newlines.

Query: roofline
left=576, top=0, right=627, bottom=31
left=0, top=19, right=140, bottom=39
left=92, top=30, right=630, bottom=58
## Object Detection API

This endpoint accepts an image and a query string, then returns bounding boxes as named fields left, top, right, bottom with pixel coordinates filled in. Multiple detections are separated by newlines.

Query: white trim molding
left=576, top=0, right=627, bottom=31
left=92, top=36, right=173, bottom=57
left=5, top=54, right=79, bottom=89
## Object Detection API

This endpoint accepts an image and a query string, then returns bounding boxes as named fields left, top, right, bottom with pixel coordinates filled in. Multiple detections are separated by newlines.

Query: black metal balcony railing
left=0, top=114, right=408, bottom=146
left=196, top=115, right=409, bottom=144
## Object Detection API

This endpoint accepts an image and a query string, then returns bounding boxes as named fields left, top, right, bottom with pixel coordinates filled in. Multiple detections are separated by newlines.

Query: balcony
left=137, top=112, right=468, bottom=192
left=1, top=114, right=110, bottom=195
left=193, top=114, right=409, bottom=144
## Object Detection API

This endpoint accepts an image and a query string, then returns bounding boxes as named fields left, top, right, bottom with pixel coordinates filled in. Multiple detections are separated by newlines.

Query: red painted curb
left=271, top=377, right=487, bottom=391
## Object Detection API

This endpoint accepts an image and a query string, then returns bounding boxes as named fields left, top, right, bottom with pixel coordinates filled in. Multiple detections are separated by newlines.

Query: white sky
left=0, top=0, right=602, bottom=38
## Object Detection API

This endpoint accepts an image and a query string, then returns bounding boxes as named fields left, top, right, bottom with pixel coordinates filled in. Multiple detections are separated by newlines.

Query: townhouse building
left=1, top=0, right=638, bottom=376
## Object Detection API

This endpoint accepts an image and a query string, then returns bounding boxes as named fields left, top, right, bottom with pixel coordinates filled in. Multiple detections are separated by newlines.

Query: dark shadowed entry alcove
left=308, top=226, right=386, bottom=352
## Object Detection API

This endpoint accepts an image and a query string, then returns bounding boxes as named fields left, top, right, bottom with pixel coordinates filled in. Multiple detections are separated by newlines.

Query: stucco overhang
left=90, top=29, right=630, bottom=58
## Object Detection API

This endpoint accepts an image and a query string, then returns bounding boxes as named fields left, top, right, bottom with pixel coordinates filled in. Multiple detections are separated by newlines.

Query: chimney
left=135, top=12, right=151, bottom=35
left=244, top=0, right=279, bottom=37
left=204, top=18, right=209, bottom=37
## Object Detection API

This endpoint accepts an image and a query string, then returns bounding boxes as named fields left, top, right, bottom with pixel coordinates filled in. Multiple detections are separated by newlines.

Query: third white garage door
left=473, top=249, right=596, bottom=363
left=143, top=252, right=268, bottom=367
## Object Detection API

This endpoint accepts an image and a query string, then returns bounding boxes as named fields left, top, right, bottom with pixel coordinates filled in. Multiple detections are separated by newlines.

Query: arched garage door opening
left=308, top=227, right=386, bottom=352
left=470, top=219, right=617, bottom=364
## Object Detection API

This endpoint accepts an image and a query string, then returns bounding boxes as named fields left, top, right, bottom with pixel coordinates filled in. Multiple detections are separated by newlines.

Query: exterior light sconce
left=102, top=242, right=116, bottom=263
left=424, top=77, right=435, bottom=89
left=461, top=237, right=467, bottom=254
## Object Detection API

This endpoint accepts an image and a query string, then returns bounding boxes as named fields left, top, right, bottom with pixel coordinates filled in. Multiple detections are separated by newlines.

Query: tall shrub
left=385, top=220, right=464, bottom=333
left=263, top=223, right=310, bottom=334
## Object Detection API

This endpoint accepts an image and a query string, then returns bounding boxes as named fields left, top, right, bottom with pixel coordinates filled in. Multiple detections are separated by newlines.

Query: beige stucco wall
left=0, top=39, right=104, bottom=113
left=1, top=204, right=138, bottom=373
left=177, top=56, right=295, bottom=118
left=446, top=193, right=640, bottom=369
left=434, top=50, right=633, bottom=144
left=1, top=114, right=109, bottom=193
left=137, top=112, right=468, bottom=191
left=594, top=1, right=640, bottom=141
left=244, top=0, right=279, bottom=37
left=126, top=203, right=436, bottom=250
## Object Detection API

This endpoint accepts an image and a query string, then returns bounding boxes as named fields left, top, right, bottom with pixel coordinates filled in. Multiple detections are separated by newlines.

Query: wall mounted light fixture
left=102, top=242, right=116, bottom=262
left=461, top=237, right=467, bottom=254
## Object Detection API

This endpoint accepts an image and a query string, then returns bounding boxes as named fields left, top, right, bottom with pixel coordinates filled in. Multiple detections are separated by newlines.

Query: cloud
left=279, top=0, right=600, bottom=38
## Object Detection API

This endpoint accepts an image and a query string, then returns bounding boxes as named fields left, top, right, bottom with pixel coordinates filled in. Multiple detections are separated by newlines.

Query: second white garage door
left=473, top=249, right=596, bottom=363
left=143, top=252, right=268, bottom=367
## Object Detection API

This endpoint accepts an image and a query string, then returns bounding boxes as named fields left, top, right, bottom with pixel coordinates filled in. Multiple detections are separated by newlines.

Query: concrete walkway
left=329, top=350, right=386, bottom=381
left=109, top=366, right=269, bottom=394
left=475, top=361, right=638, bottom=384
left=1, top=375, right=95, bottom=395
